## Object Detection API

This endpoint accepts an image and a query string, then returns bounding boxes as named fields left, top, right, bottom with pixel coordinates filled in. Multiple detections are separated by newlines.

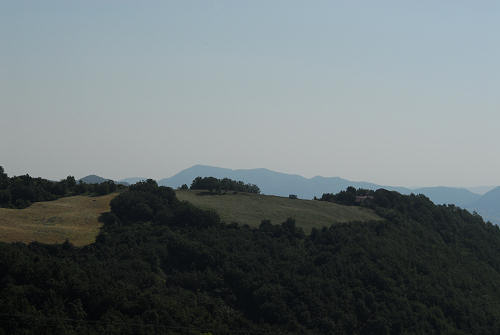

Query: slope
left=2, top=182, right=500, bottom=334
left=161, top=165, right=494, bottom=221
left=0, top=193, right=117, bottom=246
left=176, top=189, right=381, bottom=232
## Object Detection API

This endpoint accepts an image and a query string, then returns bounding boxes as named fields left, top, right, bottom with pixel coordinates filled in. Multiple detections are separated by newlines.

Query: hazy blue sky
left=1, top=1, right=499, bottom=186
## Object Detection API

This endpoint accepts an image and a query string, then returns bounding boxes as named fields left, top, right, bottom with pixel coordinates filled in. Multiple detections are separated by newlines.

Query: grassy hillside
left=0, top=193, right=117, bottom=246
left=0, top=189, right=379, bottom=247
left=176, top=190, right=381, bottom=232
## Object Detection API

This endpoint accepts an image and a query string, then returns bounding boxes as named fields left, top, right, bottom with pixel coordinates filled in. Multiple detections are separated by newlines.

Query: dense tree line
left=2, top=180, right=500, bottom=333
left=0, top=166, right=121, bottom=209
left=190, top=176, right=260, bottom=194
left=319, top=186, right=374, bottom=205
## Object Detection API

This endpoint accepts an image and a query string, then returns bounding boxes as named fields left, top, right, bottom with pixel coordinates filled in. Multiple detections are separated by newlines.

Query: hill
left=0, top=193, right=116, bottom=246
left=0, top=185, right=379, bottom=247
left=3, top=181, right=500, bottom=333
left=468, top=187, right=500, bottom=224
left=79, top=174, right=111, bottom=184
left=160, top=165, right=499, bottom=223
left=78, top=166, right=498, bottom=225
left=176, top=190, right=381, bottom=232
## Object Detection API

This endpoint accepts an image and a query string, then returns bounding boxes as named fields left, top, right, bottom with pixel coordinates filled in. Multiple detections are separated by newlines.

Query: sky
left=1, top=1, right=499, bottom=187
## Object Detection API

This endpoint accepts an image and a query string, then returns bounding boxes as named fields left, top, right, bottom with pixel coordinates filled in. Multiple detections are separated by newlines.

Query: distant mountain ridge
left=467, top=185, right=497, bottom=195
left=157, top=165, right=412, bottom=198
left=468, top=187, right=500, bottom=225
left=118, top=177, right=146, bottom=185
left=411, top=186, right=481, bottom=208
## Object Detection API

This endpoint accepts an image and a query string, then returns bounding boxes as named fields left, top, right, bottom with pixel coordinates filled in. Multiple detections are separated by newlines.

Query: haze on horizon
left=1, top=1, right=499, bottom=187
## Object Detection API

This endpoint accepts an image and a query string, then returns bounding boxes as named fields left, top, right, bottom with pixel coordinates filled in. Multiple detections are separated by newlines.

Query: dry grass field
left=0, top=193, right=117, bottom=246
left=176, top=190, right=382, bottom=232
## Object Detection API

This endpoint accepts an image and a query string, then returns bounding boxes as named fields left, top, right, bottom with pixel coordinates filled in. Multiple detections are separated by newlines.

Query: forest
left=0, top=167, right=120, bottom=209
left=2, top=173, right=500, bottom=334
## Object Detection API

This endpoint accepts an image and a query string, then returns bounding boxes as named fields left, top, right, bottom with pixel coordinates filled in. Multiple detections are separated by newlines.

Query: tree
left=96, top=180, right=116, bottom=195
left=75, top=180, right=88, bottom=194
left=0, top=189, right=11, bottom=205
left=0, top=166, right=8, bottom=189
left=65, top=176, right=77, bottom=189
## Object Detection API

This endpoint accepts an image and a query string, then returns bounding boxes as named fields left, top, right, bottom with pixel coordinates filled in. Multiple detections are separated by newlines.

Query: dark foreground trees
left=2, top=181, right=500, bottom=334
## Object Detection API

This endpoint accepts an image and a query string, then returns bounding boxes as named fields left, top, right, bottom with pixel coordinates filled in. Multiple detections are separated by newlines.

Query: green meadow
left=176, top=190, right=381, bottom=232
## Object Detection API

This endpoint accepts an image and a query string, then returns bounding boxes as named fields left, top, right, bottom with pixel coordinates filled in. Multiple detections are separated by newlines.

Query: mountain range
left=83, top=164, right=499, bottom=224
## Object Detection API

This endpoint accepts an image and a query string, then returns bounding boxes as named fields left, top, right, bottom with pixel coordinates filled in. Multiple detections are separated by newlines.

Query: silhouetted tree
left=0, top=166, right=8, bottom=189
